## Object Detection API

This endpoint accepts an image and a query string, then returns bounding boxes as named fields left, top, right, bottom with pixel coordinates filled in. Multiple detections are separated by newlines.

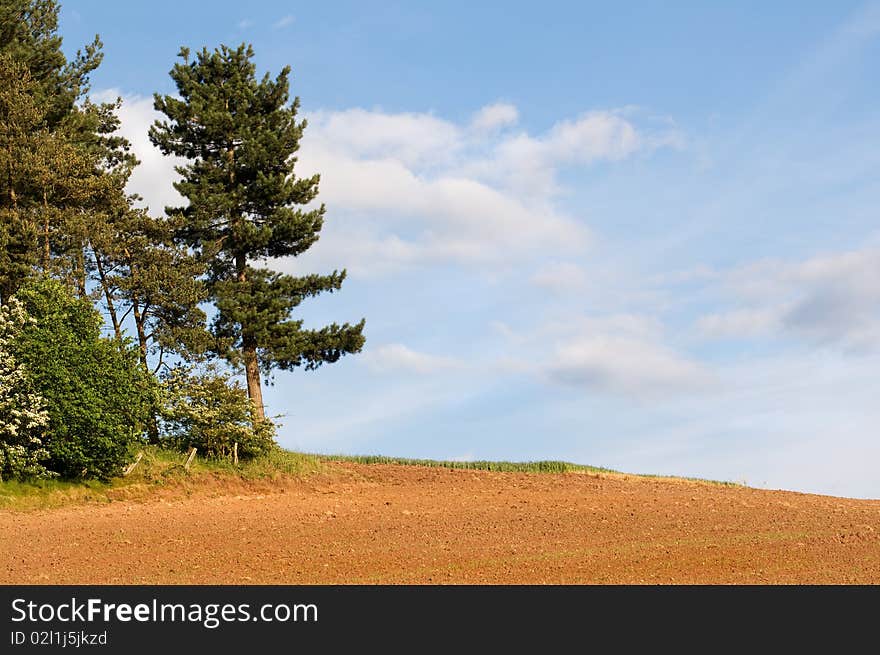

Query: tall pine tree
left=1, top=0, right=130, bottom=301
left=0, top=0, right=103, bottom=131
left=150, top=44, right=365, bottom=421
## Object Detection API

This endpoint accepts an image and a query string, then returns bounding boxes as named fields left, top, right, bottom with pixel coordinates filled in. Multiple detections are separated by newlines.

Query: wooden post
left=122, top=452, right=144, bottom=477
left=233, top=442, right=239, bottom=466
left=184, top=447, right=197, bottom=471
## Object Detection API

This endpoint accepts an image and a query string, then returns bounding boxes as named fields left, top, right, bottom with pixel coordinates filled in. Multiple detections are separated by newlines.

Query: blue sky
left=60, top=1, right=880, bottom=498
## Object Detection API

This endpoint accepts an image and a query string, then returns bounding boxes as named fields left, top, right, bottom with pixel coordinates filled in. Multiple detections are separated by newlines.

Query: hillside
left=2, top=461, right=879, bottom=584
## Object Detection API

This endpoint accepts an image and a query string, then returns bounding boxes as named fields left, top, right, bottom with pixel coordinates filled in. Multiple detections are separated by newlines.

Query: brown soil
left=2, top=463, right=879, bottom=584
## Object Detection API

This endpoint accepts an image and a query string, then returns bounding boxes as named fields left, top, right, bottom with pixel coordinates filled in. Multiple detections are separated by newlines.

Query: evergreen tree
left=90, top=207, right=210, bottom=373
left=87, top=207, right=211, bottom=446
left=150, top=44, right=365, bottom=421
left=0, top=55, right=129, bottom=301
left=0, top=56, right=42, bottom=302
left=0, top=2, right=130, bottom=301
left=0, top=55, right=100, bottom=301
left=0, top=0, right=102, bottom=130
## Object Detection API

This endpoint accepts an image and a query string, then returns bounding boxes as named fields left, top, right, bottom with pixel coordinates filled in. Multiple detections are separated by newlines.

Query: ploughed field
left=2, top=463, right=879, bottom=584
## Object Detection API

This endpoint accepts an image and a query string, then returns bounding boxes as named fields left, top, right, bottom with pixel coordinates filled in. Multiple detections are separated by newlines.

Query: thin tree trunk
left=42, top=191, right=50, bottom=268
left=93, top=252, right=122, bottom=343
left=124, top=248, right=150, bottom=373
left=74, top=242, right=87, bottom=298
left=2, top=149, right=18, bottom=305
left=243, top=335, right=265, bottom=421
left=153, top=345, right=165, bottom=376
left=236, top=252, right=265, bottom=421
left=131, top=296, right=149, bottom=372
left=117, top=248, right=161, bottom=444
left=228, top=141, right=265, bottom=422
left=130, top=293, right=160, bottom=445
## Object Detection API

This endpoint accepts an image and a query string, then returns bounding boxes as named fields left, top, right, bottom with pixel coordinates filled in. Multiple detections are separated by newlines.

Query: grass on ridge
left=0, top=447, right=323, bottom=511
left=315, top=453, right=617, bottom=474
left=318, top=453, right=740, bottom=486
left=1, top=448, right=740, bottom=511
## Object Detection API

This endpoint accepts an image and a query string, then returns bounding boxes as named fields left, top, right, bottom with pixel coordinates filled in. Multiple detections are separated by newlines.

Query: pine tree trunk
left=74, top=244, right=87, bottom=298
left=235, top=252, right=265, bottom=421
left=131, top=297, right=149, bottom=372
left=42, top=192, right=50, bottom=269
left=93, top=253, right=122, bottom=343
left=124, top=249, right=149, bottom=371
left=228, top=143, right=264, bottom=422
left=243, top=336, right=265, bottom=422
left=130, top=296, right=160, bottom=445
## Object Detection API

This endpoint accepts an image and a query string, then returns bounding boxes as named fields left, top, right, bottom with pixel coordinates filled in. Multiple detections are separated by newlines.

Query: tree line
left=0, top=0, right=365, bottom=481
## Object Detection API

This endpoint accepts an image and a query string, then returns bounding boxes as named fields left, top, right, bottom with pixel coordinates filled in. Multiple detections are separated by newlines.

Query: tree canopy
left=150, top=44, right=365, bottom=420
left=0, top=3, right=367, bottom=479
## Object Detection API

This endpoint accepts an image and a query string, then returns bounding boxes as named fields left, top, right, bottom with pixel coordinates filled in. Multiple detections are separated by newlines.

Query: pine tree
left=0, top=0, right=103, bottom=130
left=0, top=55, right=42, bottom=302
left=0, top=1, right=128, bottom=301
left=0, top=55, right=100, bottom=301
left=0, top=55, right=128, bottom=301
left=90, top=208, right=210, bottom=373
left=150, top=44, right=365, bottom=421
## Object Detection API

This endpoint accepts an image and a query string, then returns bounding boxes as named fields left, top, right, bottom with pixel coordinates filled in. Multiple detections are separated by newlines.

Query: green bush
left=10, top=278, right=155, bottom=480
left=159, top=365, right=276, bottom=461
left=0, top=296, right=52, bottom=481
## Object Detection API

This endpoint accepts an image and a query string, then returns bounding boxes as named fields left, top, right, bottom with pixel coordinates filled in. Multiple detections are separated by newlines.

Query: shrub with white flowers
left=0, top=298, right=52, bottom=481
left=160, top=364, right=276, bottom=461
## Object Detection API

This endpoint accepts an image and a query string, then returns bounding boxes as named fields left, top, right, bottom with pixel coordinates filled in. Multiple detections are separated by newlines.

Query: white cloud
left=547, top=334, right=711, bottom=396
left=237, top=19, right=254, bottom=29
left=542, top=112, right=643, bottom=163
left=291, top=105, right=673, bottom=274
left=305, top=108, right=462, bottom=169
left=292, top=142, right=590, bottom=274
left=92, top=90, right=185, bottom=215
left=545, top=314, right=665, bottom=341
left=530, top=261, right=589, bottom=292
left=698, top=246, right=880, bottom=350
left=360, top=344, right=465, bottom=374
left=501, top=314, right=711, bottom=398
left=470, top=102, right=519, bottom=132
left=697, top=308, right=782, bottom=338
left=273, top=15, right=294, bottom=29
left=100, top=92, right=673, bottom=276
left=460, top=111, right=647, bottom=197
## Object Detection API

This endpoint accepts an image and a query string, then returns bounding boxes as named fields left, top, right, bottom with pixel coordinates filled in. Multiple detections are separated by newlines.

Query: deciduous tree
left=11, top=277, right=155, bottom=480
